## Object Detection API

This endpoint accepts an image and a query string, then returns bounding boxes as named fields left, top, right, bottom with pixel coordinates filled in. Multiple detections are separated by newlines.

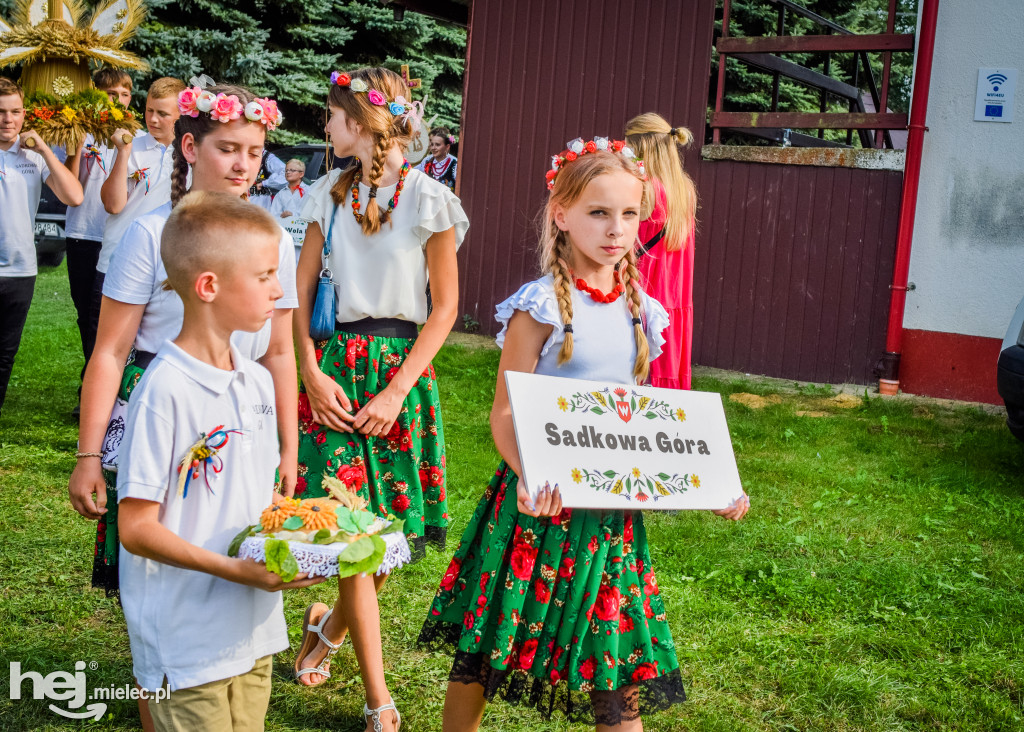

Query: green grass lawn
left=2, top=263, right=1022, bottom=731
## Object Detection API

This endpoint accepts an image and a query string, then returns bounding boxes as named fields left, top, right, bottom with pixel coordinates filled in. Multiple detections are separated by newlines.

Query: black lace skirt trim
left=418, top=618, right=685, bottom=725
left=409, top=525, right=447, bottom=562
left=90, top=555, right=119, bottom=598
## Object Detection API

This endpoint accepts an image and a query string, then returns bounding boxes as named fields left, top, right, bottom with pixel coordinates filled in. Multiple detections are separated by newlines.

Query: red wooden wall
left=456, top=0, right=904, bottom=385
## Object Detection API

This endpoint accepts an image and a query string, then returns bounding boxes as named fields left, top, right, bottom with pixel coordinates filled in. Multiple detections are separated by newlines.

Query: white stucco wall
left=903, top=0, right=1024, bottom=338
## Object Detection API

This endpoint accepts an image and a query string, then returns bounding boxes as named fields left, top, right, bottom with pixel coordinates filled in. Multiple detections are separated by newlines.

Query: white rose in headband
left=244, top=101, right=265, bottom=123
left=196, top=90, right=217, bottom=113
left=350, top=78, right=368, bottom=93
left=621, top=146, right=636, bottom=159
left=594, top=137, right=610, bottom=151
left=568, top=138, right=585, bottom=155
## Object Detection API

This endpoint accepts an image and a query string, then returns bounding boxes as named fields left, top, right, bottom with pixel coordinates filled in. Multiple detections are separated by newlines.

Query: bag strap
left=638, top=227, right=665, bottom=259
left=320, top=202, right=338, bottom=278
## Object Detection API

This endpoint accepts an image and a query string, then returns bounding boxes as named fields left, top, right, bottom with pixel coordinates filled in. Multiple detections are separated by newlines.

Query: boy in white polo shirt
left=116, top=191, right=322, bottom=731
left=64, top=68, right=134, bottom=412
left=93, top=77, right=183, bottom=306
left=0, top=76, right=84, bottom=415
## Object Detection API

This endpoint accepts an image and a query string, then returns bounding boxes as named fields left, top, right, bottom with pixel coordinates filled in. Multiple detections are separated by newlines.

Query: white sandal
left=363, top=698, right=401, bottom=732
left=294, top=604, right=343, bottom=685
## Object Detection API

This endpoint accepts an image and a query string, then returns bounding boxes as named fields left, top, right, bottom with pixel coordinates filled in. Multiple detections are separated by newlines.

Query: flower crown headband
left=546, top=137, right=644, bottom=190
left=177, top=84, right=283, bottom=132
left=330, top=70, right=426, bottom=133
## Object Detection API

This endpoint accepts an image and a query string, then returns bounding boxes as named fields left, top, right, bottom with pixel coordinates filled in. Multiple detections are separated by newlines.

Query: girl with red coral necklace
left=419, top=139, right=748, bottom=731
left=292, top=67, right=467, bottom=732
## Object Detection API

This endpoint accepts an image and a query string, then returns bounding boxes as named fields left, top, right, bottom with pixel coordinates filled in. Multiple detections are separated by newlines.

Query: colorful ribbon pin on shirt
left=84, top=145, right=107, bottom=174
left=176, top=425, right=244, bottom=498
left=130, top=167, right=150, bottom=194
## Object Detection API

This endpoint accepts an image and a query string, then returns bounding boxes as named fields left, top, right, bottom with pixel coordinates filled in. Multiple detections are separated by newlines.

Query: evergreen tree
left=0, top=0, right=466, bottom=145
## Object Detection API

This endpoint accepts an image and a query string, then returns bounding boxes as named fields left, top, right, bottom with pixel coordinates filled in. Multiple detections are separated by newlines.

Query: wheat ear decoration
left=622, top=251, right=650, bottom=383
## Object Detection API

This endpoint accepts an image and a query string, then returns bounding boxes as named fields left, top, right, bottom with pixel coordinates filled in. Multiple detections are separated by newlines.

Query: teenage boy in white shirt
left=63, top=68, right=134, bottom=414
left=269, top=158, right=309, bottom=260
left=0, top=76, right=84, bottom=415
left=113, top=191, right=322, bottom=731
left=93, top=77, right=183, bottom=301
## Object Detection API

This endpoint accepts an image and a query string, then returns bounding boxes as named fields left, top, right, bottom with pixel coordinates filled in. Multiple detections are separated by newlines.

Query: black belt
left=129, top=349, right=157, bottom=370
left=336, top=317, right=417, bottom=339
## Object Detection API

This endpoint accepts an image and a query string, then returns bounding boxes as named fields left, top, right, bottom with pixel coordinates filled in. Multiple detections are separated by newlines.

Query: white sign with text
left=506, top=371, right=744, bottom=510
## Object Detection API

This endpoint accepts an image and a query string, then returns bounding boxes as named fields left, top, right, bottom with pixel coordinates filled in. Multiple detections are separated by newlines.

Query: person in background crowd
left=417, top=126, right=457, bottom=192
left=249, top=149, right=286, bottom=209
left=63, top=67, right=134, bottom=417
left=270, top=158, right=309, bottom=261
left=0, top=76, right=84, bottom=416
left=92, top=76, right=184, bottom=342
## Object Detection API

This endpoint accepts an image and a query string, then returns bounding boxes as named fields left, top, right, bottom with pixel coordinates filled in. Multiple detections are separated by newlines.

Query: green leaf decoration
left=384, top=519, right=405, bottom=535
left=592, top=408, right=604, bottom=415
left=645, top=412, right=658, bottom=419
left=335, top=506, right=360, bottom=533
left=263, top=539, right=300, bottom=582
left=282, top=515, right=304, bottom=531
left=336, top=535, right=388, bottom=579
left=658, top=472, right=671, bottom=481
left=312, top=528, right=336, bottom=545
left=226, top=524, right=258, bottom=557
left=604, top=470, right=617, bottom=478
left=353, top=510, right=376, bottom=533
left=339, top=536, right=376, bottom=563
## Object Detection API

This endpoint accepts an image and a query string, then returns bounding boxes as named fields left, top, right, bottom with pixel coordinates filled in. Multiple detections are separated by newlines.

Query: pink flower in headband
left=178, top=87, right=201, bottom=118
left=210, top=93, right=243, bottom=122
left=367, top=89, right=387, bottom=106
left=257, top=98, right=282, bottom=130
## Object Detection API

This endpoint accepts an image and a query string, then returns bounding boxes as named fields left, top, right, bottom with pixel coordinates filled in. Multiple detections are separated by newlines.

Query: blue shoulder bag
left=309, top=204, right=338, bottom=341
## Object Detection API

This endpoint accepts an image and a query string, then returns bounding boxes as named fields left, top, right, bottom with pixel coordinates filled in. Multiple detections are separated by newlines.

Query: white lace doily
left=237, top=531, right=411, bottom=578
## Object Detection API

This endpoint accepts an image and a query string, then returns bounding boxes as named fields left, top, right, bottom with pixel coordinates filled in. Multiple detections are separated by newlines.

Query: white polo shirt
left=97, top=132, right=174, bottom=273
left=117, top=341, right=287, bottom=691
left=0, top=138, right=51, bottom=277
left=64, top=134, right=116, bottom=242
left=102, top=201, right=298, bottom=358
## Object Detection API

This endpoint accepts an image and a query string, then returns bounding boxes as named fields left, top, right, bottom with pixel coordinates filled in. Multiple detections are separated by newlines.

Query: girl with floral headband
left=417, top=125, right=458, bottom=192
left=291, top=66, right=467, bottom=731
left=70, top=82, right=298, bottom=591
left=418, top=139, right=749, bottom=731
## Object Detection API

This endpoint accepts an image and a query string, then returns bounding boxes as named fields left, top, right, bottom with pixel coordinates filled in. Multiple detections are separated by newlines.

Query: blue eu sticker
left=985, top=104, right=1003, bottom=117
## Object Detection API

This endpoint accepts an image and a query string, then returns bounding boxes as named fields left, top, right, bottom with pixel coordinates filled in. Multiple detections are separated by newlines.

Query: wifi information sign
left=975, top=68, right=1016, bottom=123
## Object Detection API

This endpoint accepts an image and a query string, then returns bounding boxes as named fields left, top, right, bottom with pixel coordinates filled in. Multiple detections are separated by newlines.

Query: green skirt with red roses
left=418, top=461, right=686, bottom=725
left=91, top=360, right=147, bottom=597
left=296, top=328, right=448, bottom=559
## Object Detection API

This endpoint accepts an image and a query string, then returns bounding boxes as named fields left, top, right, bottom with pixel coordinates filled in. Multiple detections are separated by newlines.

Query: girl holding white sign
left=420, top=140, right=749, bottom=730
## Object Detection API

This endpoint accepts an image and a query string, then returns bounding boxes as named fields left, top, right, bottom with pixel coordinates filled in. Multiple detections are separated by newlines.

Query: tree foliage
left=0, top=0, right=467, bottom=145
left=712, top=0, right=918, bottom=146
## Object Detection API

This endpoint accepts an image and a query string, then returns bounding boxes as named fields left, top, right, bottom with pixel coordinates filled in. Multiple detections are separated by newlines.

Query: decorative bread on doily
left=228, top=476, right=410, bottom=579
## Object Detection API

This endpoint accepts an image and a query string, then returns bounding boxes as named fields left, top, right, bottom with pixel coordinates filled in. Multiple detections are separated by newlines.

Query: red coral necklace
left=574, top=271, right=624, bottom=303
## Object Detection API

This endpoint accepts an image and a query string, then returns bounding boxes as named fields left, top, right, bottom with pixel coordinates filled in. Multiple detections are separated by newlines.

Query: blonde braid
left=170, top=137, right=190, bottom=208
left=361, top=129, right=393, bottom=236
left=548, top=228, right=575, bottom=365
left=621, top=250, right=650, bottom=383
